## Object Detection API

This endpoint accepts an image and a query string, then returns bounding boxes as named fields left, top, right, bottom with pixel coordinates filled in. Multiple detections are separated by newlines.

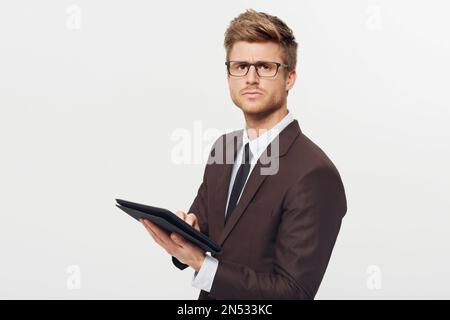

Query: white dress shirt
left=191, top=110, right=294, bottom=292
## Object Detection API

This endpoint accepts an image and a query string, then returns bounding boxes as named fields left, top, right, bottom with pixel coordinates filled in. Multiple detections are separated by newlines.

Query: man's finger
left=146, top=228, right=164, bottom=247
left=175, top=210, right=186, bottom=221
left=143, top=219, right=165, bottom=235
left=171, top=233, right=199, bottom=253
left=185, top=213, right=197, bottom=226
left=143, top=224, right=181, bottom=255
left=143, top=219, right=182, bottom=252
left=142, top=219, right=169, bottom=246
left=143, top=221, right=164, bottom=245
left=170, top=232, right=186, bottom=246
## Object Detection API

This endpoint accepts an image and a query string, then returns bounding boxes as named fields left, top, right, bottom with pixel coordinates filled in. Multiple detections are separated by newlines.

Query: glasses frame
left=225, top=60, right=290, bottom=78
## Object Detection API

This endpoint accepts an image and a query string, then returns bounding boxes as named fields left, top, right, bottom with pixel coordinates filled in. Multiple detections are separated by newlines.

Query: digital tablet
left=115, top=199, right=222, bottom=255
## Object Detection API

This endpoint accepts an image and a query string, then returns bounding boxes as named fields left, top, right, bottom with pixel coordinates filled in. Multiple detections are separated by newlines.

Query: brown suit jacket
left=172, top=120, right=347, bottom=300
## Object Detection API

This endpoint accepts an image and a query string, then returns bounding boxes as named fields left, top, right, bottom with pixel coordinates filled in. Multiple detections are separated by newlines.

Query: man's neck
left=244, top=106, right=288, bottom=141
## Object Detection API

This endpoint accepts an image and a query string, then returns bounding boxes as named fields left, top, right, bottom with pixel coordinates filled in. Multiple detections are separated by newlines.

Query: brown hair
left=224, top=9, right=298, bottom=72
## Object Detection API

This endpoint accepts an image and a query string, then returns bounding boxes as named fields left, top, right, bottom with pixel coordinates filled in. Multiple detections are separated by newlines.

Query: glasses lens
left=228, top=62, right=278, bottom=77
left=229, top=62, right=249, bottom=76
left=255, top=62, right=277, bottom=77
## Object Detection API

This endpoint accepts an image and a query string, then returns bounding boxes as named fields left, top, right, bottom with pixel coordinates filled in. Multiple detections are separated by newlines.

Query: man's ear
left=285, top=69, right=297, bottom=92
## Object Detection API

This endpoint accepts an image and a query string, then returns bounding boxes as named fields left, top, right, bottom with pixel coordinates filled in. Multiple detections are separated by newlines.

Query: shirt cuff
left=191, top=254, right=219, bottom=292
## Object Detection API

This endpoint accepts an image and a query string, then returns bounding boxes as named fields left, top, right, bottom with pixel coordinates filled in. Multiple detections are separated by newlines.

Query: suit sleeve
left=208, top=166, right=347, bottom=299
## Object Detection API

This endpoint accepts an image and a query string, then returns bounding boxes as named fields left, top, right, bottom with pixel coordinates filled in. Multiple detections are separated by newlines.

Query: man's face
left=227, top=41, right=296, bottom=118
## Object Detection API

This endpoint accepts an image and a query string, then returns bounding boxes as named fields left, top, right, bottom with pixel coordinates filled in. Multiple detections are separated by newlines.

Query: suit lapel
left=218, top=159, right=269, bottom=246
left=212, top=130, right=242, bottom=240
left=217, top=120, right=302, bottom=247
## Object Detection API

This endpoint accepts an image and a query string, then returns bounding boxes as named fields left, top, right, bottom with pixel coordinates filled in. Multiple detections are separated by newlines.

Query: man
left=141, top=9, right=347, bottom=300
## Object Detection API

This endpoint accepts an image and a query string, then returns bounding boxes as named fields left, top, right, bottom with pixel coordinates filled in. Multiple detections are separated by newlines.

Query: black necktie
left=225, top=142, right=252, bottom=224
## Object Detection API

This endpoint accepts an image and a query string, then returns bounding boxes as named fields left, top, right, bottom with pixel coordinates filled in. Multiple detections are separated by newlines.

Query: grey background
left=0, top=0, right=449, bottom=299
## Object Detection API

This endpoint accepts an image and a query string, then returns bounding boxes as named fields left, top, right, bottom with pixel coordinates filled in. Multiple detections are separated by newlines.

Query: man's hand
left=140, top=211, right=206, bottom=272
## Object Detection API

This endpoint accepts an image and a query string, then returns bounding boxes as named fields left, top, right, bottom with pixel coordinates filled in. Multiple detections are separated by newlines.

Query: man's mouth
left=243, top=91, right=263, bottom=98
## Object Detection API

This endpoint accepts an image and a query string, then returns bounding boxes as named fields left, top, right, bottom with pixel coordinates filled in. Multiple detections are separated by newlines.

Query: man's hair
left=224, top=9, right=298, bottom=72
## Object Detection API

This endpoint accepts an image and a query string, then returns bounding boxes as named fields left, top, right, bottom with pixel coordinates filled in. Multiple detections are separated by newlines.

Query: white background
left=1, top=0, right=449, bottom=299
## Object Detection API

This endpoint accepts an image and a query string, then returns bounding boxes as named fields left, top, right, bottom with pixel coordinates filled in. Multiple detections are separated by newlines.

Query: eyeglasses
left=225, top=61, right=289, bottom=78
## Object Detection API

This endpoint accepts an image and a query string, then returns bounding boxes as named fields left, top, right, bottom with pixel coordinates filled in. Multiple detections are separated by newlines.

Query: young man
left=141, top=9, right=347, bottom=300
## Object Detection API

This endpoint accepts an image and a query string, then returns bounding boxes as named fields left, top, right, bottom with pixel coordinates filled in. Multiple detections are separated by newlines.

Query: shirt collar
left=242, top=110, right=294, bottom=161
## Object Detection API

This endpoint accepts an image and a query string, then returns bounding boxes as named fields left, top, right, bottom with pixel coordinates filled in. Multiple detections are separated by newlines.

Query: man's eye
left=237, top=64, right=248, bottom=70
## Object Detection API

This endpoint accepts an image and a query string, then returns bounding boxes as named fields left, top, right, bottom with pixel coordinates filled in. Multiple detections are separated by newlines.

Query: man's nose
left=245, top=65, right=260, bottom=84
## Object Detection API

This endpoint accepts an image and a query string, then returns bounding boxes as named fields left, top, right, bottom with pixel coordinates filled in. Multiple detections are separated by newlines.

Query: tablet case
left=115, top=199, right=222, bottom=255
